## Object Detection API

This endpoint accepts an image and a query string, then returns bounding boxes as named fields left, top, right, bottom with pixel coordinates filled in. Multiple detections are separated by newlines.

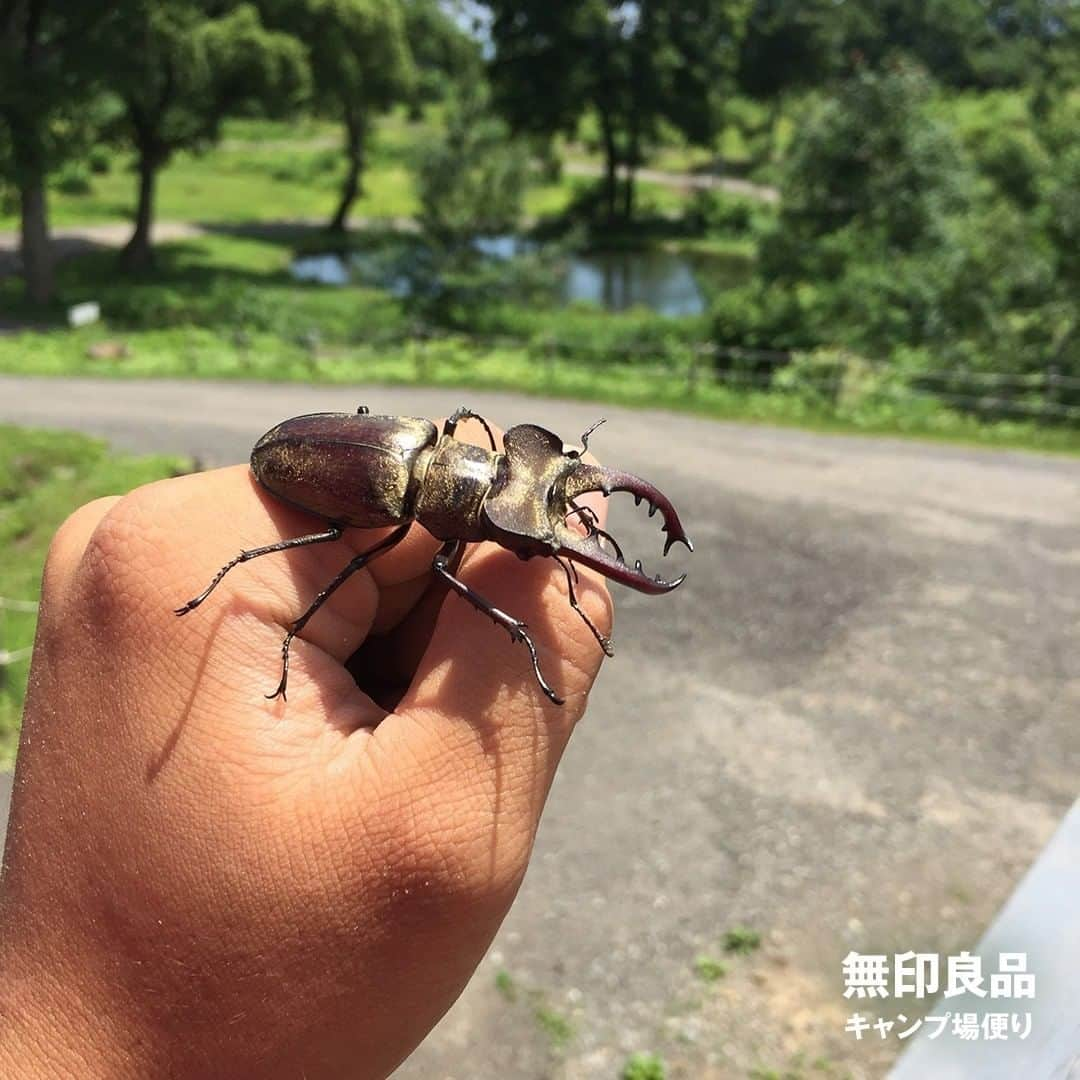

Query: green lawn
left=0, top=110, right=745, bottom=234
left=0, top=426, right=188, bottom=765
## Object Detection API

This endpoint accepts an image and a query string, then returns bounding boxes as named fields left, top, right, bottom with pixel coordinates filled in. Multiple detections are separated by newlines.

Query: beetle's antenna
left=568, top=418, right=606, bottom=459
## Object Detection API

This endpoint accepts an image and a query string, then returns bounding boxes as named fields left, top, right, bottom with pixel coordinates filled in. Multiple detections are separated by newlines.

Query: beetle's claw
left=558, top=462, right=692, bottom=592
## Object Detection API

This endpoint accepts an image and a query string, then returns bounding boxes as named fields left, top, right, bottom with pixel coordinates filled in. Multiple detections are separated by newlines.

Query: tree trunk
left=120, top=151, right=159, bottom=271
left=622, top=166, right=636, bottom=222
left=599, top=107, right=619, bottom=223
left=19, top=173, right=53, bottom=305
left=329, top=107, right=365, bottom=233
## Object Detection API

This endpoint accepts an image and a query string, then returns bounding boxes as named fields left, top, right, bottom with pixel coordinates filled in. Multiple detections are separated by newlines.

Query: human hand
left=0, top=420, right=612, bottom=1079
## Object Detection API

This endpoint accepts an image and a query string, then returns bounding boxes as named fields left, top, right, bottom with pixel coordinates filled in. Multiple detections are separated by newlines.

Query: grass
left=1, top=108, right=723, bottom=234
left=1, top=112, right=430, bottom=231
left=0, top=426, right=188, bottom=765
left=723, top=926, right=763, bottom=956
left=533, top=1003, right=574, bottom=1049
left=494, top=970, right=517, bottom=1002
left=4, top=319, right=1080, bottom=457
left=693, top=955, right=727, bottom=982
left=621, top=1052, right=668, bottom=1080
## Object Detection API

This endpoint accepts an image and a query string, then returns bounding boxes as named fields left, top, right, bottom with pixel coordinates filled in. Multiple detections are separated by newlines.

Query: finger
left=367, top=541, right=612, bottom=897
left=74, top=466, right=444, bottom=716
left=41, top=495, right=122, bottom=603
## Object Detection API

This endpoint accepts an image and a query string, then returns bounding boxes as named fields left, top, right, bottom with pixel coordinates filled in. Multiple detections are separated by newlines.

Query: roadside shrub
left=711, top=284, right=817, bottom=353
left=773, top=348, right=911, bottom=415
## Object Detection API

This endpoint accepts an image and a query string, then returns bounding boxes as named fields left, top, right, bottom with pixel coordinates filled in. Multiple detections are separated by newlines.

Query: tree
left=402, top=0, right=483, bottom=117
left=762, top=62, right=972, bottom=280
left=106, top=2, right=309, bottom=270
left=0, top=1, right=118, bottom=303
left=417, top=79, right=528, bottom=247
left=260, top=0, right=415, bottom=233
left=487, top=0, right=749, bottom=222
left=835, top=0, right=1080, bottom=94
left=732, top=0, right=842, bottom=166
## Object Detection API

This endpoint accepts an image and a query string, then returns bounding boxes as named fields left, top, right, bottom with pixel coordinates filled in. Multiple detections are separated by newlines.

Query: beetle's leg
left=174, top=525, right=344, bottom=615
left=432, top=541, right=564, bottom=705
left=565, top=502, right=625, bottom=564
left=552, top=555, right=614, bottom=657
left=444, top=407, right=497, bottom=452
left=267, top=522, right=411, bottom=701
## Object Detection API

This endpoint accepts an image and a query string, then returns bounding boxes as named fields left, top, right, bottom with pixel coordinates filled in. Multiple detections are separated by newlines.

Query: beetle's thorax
left=414, top=436, right=501, bottom=541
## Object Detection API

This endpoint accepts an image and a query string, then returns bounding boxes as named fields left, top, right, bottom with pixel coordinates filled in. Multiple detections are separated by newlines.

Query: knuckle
left=79, top=482, right=174, bottom=610
left=41, top=496, right=119, bottom=597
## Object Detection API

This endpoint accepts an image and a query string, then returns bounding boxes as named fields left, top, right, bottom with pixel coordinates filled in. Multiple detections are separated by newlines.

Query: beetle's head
left=481, top=423, right=692, bottom=593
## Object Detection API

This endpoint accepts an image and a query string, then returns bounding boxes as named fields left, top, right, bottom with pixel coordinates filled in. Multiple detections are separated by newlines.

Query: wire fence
left=312, top=327, right=1080, bottom=424
left=0, top=597, right=38, bottom=668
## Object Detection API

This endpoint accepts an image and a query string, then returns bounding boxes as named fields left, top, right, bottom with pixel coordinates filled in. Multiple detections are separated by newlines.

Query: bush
left=87, top=146, right=113, bottom=175
left=417, top=79, right=529, bottom=246
left=711, top=284, right=817, bottom=353
left=968, top=126, right=1049, bottom=208
left=773, top=348, right=912, bottom=416
left=53, top=162, right=93, bottom=195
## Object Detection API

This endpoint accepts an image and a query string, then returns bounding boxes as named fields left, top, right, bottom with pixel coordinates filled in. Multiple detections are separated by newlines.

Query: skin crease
left=0, top=420, right=613, bottom=1080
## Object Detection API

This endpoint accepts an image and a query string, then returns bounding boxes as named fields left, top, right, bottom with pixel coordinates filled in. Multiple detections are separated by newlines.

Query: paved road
left=2, top=376, right=1079, bottom=1078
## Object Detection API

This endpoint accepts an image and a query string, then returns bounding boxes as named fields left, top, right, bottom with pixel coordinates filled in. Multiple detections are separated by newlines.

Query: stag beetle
left=175, top=406, right=692, bottom=705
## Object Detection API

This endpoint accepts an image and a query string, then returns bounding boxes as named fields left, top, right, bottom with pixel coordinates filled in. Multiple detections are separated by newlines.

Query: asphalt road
left=3, top=375, right=1079, bottom=1078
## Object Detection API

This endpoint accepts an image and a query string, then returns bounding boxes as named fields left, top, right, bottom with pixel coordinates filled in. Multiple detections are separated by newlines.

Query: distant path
left=2, top=374, right=1079, bottom=1077
left=0, top=217, right=412, bottom=279
left=563, top=159, right=779, bottom=202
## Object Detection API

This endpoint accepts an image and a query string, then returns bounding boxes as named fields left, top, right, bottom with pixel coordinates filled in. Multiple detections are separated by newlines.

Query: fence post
left=1044, top=365, right=1058, bottom=422
left=413, top=323, right=430, bottom=383
left=686, top=347, right=701, bottom=396
left=544, top=333, right=558, bottom=385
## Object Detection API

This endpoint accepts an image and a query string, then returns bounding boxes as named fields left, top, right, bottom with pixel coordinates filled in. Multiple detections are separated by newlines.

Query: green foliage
left=279, top=0, right=414, bottom=116
left=402, top=0, right=483, bottom=111
left=487, top=0, right=751, bottom=219
left=622, top=1052, right=667, bottom=1080
left=533, top=1004, right=574, bottom=1048
left=0, top=426, right=188, bottom=764
left=764, top=63, right=974, bottom=273
left=494, top=970, right=517, bottom=1002
left=100, top=1, right=310, bottom=266
left=832, top=0, right=1080, bottom=92
left=53, top=162, right=93, bottom=196
left=693, top=955, right=727, bottom=982
left=723, top=926, right=762, bottom=955
left=257, top=0, right=415, bottom=228
left=417, top=81, right=529, bottom=245
left=109, top=3, right=310, bottom=156
left=736, top=0, right=841, bottom=101
left=717, top=59, right=1080, bottom=419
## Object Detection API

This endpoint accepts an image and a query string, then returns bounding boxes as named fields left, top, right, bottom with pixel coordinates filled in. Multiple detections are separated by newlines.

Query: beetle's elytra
left=176, top=406, right=693, bottom=705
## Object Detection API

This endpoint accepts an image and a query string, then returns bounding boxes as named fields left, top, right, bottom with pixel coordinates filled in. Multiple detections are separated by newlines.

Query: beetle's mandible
left=175, top=406, right=693, bottom=705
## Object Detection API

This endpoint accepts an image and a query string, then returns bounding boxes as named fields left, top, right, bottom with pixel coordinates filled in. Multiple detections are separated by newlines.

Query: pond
left=289, top=240, right=710, bottom=317
left=561, top=250, right=705, bottom=316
